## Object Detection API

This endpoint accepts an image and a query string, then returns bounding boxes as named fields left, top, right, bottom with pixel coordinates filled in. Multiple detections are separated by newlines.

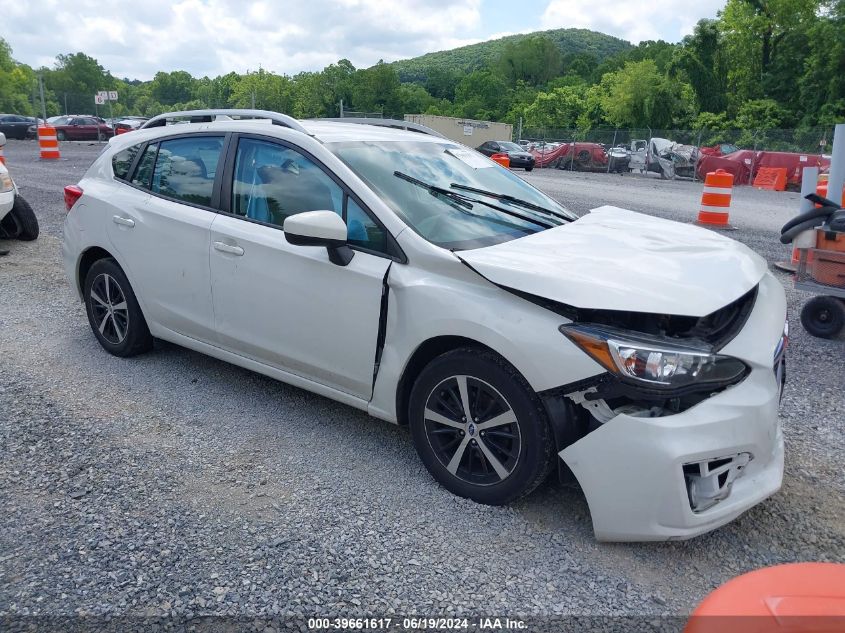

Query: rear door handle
left=112, top=215, right=135, bottom=228
left=213, top=241, right=244, bottom=256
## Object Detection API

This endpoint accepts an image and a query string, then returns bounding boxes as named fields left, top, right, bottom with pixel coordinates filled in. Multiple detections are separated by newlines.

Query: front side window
left=330, top=140, right=575, bottom=250
left=231, top=138, right=343, bottom=226
left=112, top=144, right=141, bottom=180
left=150, top=136, right=224, bottom=207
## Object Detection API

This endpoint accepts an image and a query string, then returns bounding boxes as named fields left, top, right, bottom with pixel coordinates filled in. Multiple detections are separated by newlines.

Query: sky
left=3, top=0, right=727, bottom=81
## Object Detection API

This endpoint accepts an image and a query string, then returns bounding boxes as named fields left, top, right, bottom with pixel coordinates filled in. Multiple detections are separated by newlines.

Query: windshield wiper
left=449, top=183, right=572, bottom=222
left=394, top=171, right=553, bottom=229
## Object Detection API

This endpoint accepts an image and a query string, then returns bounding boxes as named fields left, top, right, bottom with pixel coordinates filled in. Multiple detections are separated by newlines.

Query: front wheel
left=83, top=258, right=153, bottom=357
left=56, top=130, right=67, bottom=141
left=525, top=166, right=534, bottom=172
left=801, top=296, right=845, bottom=339
left=409, top=348, right=554, bottom=505
left=0, top=195, right=39, bottom=240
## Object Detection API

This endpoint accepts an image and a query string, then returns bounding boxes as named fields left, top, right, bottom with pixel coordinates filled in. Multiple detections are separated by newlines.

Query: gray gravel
left=0, top=140, right=843, bottom=626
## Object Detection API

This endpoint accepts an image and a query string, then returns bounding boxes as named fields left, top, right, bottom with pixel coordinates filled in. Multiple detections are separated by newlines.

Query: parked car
left=113, top=117, right=149, bottom=135
left=52, top=116, right=114, bottom=141
left=0, top=114, right=37, bottom=140
left=0, top=133, right=39, bottom=241
left=62, top=109, right=787, bottom=541
left=476, top=141, right=536, bottom=171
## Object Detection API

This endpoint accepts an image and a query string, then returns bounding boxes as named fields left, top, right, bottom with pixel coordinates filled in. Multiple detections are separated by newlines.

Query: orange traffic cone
left=0, top=142, right=5, bottom=166
left=695, top=169, right=735, bottom=229
left=38, top=125, right=60, bottom=160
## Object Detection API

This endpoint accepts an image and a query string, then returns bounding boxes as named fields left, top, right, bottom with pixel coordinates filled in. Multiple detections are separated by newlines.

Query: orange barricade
left=753, top=167, right=787, bottom=191
left=38, top=125, right=60, bottom=160
left=696, top=169, right=734, bottom=229
left=0, top=141, right=5, bottom=166
left=490, top=152, right=510, bottom=168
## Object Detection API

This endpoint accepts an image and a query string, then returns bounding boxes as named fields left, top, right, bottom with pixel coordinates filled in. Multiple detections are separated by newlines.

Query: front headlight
left=560, top=324, right=748, bottom=390
left=0, top=172, right=13, bottom=193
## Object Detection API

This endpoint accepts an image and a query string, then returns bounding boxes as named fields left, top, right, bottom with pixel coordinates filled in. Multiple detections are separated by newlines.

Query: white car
left=62, top=110, right=787, bottom=541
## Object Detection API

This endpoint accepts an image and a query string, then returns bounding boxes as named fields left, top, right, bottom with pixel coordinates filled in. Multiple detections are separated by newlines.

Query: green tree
left=496, top=36, right=562, bottom=87
left=350, top=61, right=400, bottom=114
left=672, top=20, right=728, bottom=114
left=230, top=69, right=294, bottom=112
left=600, top=60, right=677, bottom=128
left=522, top=86, right=586, bottom=129
left=150, top=70, right=195, bottom=106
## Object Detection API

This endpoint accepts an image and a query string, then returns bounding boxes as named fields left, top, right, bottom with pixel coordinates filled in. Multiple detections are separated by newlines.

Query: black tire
left=525, top=166, right=534, bottom=172
left=56, top=130, right=66, bottom=141
left=409, top=348, right=554, bottom=505
left=800, top=296, right=845, bottom=339
left=83, top=258, right=153, bottom=357
left=3, top=195, right=39, bottom=241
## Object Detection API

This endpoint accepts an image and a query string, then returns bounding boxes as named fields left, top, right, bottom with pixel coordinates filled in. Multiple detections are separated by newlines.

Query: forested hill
left=391, top=28, right=632, bottom=82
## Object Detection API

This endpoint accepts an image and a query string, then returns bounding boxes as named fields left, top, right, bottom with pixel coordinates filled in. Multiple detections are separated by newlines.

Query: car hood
left=457, top=206, right=767, bottom=317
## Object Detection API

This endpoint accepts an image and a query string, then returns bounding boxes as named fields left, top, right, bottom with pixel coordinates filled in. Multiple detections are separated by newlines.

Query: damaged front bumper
left=558, top=366, right=783, bottom=541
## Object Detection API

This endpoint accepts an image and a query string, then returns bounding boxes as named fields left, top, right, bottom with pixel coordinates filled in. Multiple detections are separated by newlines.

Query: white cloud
left=4, top=0, right=483, bottom=79
left=541, top=0, right=726, bottom=44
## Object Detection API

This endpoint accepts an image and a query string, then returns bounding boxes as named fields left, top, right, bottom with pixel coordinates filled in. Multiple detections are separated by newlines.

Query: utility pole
left=38, top=74, right=47, bottom=121
left=64, top=92, right=68, bottom=115
left=339, top=99, right=344, bottom=118
left=516, top=116, right=522, bottom=142
left=251, top=91, right=256, bottom=109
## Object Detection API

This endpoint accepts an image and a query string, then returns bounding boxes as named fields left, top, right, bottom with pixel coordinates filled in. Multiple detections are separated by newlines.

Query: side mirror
left=283, top=210, right=354, bottom=266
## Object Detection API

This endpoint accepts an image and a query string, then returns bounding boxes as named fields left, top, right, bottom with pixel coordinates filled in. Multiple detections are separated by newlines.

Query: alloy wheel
left=424, top=375, right=521, bottom=486
left=90, top=273, right=129, bottom=345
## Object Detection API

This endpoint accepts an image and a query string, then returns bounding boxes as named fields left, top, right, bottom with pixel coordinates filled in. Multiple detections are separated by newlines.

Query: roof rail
left=140, top=109, right=310, bottom=135
left=318, top=117, right=446, bottom=139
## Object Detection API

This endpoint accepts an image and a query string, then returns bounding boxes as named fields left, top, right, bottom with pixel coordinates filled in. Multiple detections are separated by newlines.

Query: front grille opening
left=684, top=453, right=752, bottom=513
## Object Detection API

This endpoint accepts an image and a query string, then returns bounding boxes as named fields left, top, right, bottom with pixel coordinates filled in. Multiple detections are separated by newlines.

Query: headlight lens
left=560, top=324, right=748, bottom=389
left=0, top=172, right=13, bottom=193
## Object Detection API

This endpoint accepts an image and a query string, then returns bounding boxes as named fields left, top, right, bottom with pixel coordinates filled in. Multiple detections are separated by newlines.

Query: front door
left=209, top=136, right=393, bottom=399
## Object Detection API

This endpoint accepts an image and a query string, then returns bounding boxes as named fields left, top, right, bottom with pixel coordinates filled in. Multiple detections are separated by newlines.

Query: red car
left=51, top=116, right=114, bottom=141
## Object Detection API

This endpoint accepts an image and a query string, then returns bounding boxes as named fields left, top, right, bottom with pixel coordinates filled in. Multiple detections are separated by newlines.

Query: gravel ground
left=0, top=140, right=843, bottom=629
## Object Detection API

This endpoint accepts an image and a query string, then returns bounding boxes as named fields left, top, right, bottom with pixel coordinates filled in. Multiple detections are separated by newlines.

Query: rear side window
left=131, top=143, right=158, bottom=189
left=150, top=136, right=224, bottom=207
left=112, top=144, right=141, bottom=180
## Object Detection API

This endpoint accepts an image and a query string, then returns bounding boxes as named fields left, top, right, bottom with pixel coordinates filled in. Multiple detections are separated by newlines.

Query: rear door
left=106, top=134, right=226, bottom=342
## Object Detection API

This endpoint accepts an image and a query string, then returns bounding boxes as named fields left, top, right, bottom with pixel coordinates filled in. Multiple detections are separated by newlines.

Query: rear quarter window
left=112, top=144, right=142, bottom=180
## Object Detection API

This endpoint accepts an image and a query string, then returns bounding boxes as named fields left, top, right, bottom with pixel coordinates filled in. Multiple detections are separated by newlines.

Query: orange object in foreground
left=38, top=125, right=60, bottom=160
left=696, top=169, right=734, bottom=228
left=685, top=563, right=845, bottom=633
left=490, top=152, right=510, bottom=168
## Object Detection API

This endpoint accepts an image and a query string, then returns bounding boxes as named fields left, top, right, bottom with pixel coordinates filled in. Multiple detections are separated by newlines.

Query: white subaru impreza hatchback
left=62, top=110, right=787, bottom=541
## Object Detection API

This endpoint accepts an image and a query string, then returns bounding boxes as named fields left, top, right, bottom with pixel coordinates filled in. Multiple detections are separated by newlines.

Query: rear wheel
left=801, top=296, right=845, bottom=339
left=525, top=166, right=534, bottom=172
left=409, top=348, right=554, bottom=505
left=83, top=258, right=153, bottom=357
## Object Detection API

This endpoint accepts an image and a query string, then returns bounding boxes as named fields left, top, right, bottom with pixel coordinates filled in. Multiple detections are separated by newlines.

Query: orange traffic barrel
left=697, top=169, right=735, bottom=229
left=0, top=137, right=5, bottom=166
left=685, top=562, right=845, bottom=633
left=491, top=152, right=510, bottom=168
left=38, top=125, right=60, bottom=160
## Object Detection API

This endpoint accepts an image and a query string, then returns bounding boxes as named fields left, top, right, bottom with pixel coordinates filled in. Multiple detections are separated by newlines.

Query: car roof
left=112, top=119, right=455, bottom=148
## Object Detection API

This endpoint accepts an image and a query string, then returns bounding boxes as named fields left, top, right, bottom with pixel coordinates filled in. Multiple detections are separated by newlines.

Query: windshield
left=329, top=140, right=576, bottom=250
left=497, top=142, right=524, bottom=152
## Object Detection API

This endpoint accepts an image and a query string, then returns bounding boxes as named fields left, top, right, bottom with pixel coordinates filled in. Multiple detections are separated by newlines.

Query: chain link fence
left=517, top=127, right=834, bottom=154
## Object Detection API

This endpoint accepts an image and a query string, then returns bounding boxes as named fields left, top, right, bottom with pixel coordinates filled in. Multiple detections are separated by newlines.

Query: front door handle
left=112, top=215, right=135, bottom=228
left=213, top=241, right=244, bottom=256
